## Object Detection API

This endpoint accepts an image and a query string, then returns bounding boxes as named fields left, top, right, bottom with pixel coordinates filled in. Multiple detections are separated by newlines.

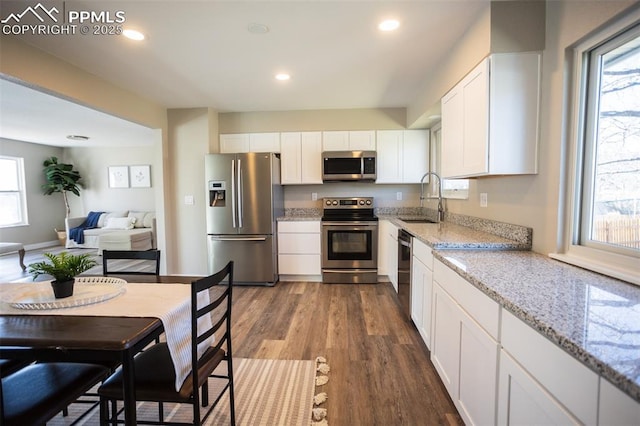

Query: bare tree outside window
left=587, top=32, right=640, bottom=251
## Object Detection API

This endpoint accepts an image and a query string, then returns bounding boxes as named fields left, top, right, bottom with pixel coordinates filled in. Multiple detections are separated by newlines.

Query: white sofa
left=65, top=211, right=156, bottom=253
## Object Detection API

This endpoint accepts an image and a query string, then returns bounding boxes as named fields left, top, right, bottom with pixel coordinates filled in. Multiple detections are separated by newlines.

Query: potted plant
left=28, top=252, right=98, bottom=299
left=41, top=156, right=83, bottom=245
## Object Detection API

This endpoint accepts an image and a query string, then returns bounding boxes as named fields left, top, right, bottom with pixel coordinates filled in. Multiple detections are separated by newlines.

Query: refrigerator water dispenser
left=208, top=180, right=226, bottom=207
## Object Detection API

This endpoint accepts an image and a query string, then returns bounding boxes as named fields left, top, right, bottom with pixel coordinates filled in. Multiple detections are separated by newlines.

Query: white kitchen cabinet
left=498, top=349, right=580, bottom=425
left=441, top=52, right=541, bottom=178
left=220, top=133, right=280, bottom=153
left=249, top=132, right=280, bottom=152
left=280, top=132, right=322, bottom=184
left=220, top=134, right=250, bottom=153
left=432, top=259, right=500, bottom=426
left=499, top=309, right=599, bottom=425
left=598, top=378, right=640, bottom=425
left=376, top=130, right=429, bottom=183
left=411, top=238, right=433, bottom=348
left=378, top=220, right=399, bottom=291
left=322, top=130, right=376, bottom=151
left=277, top=221, right=321, bottom=279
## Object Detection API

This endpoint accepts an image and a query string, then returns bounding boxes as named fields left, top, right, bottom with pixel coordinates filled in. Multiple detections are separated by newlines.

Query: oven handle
left=322, top=269, right=377, bottom=274
left=322, top=221, right=378, bottom=226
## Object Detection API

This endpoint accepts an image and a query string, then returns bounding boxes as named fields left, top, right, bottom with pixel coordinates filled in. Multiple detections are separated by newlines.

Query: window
left=430, top=124, right=469, bottom=199
left=554, top=10, right=640, bottom=285
left=0, top=156, right=28, bottom=227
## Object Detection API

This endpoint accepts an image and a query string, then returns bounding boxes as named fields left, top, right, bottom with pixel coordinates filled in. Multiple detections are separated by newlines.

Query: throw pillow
left=143, top=212, right=156, bottom=228
left=128, top=211, right=147, bottom=228
left=98, top=211, right=128, bottom=228
left=103, top=216, right=135, bottom=230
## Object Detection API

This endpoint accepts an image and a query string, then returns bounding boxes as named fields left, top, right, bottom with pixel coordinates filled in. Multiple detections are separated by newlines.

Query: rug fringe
left=312, top=356, right=330, bottom=425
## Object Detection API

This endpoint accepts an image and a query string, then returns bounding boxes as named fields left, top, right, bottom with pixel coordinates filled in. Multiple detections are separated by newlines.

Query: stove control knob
left=325, top=200, right=332, bottom=206
left=332, top=200, right=338, bottom=205
left=359, top=200, right=365, bottom=205
left=365, top=200, right=372, bottom=205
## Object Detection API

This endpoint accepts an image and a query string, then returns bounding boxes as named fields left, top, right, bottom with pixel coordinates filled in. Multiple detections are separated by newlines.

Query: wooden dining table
left=0, top=274, right=203, bottom=426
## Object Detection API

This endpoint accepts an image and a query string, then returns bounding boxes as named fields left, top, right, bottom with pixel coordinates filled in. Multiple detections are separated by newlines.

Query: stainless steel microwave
left=322, top=151, right=376, bottom=182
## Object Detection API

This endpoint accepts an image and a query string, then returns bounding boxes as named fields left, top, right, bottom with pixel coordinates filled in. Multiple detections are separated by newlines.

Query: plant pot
left=51, top=278, right=74, bottom=299
left=55, top=229, right=67, bottom=247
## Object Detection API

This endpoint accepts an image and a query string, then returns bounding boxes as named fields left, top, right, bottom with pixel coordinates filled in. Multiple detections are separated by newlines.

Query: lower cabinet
left=277, top=221, right=321, bottom=279
left=411, top=239, right=433, bottom=349
left=431, top=281, right=499, bottom=426
left=378, top=220, right=399, bottom=291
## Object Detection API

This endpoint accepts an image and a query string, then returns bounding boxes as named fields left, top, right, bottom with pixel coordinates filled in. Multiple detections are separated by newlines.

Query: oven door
left=322, top=221, right=378, bottom=269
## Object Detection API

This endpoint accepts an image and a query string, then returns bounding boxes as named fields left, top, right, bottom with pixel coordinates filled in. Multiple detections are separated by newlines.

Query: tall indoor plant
left=42, top=156, right=83, bottom=245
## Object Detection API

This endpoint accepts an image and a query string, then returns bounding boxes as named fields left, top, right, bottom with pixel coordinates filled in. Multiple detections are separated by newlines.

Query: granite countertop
left=433, top=249, right=640, bottom=403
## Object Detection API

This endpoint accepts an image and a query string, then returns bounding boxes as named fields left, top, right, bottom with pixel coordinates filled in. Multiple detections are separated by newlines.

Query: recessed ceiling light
left=67, top=135, right=90, bottom=141
left=248, top=23, right=270, bottom=34
left=378, top=19, right=400, bottom=32
left=123, top=29, right=145, bottom=41
left=275, top=73, right=291, bottom=81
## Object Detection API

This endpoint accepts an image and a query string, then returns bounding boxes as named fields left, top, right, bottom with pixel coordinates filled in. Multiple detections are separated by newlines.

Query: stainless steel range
left=321, top=197, right=378, bottom=284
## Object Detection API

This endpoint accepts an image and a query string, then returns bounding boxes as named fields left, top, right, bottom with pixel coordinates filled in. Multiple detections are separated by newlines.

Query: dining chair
left=98, top=261, right=236, bottom=425
left=0, top=359, right=32, bottom=378
left=0, top=362, right=109, bottom=425
left=102, top=249, right=161, bottom=276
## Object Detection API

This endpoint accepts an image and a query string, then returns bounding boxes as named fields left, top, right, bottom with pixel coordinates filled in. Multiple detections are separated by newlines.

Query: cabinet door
left=250, top=133, right=280, bottom=153
left=349, top=130, right=376, bottom=150
left=376, top=130, right=403, bottom=183
left=300, top=132, right=323, bottom=183
left=599, top=378, right=640, bottom=426
left=458, top=308, right=498, bottom=426
left=322, top=131, right=349, bottom=151
left=411, top=256, right=432, bottom=348
left=387, top=223, right=399, bottom=290
left=431, top=282, right=460, bottom=399
left=461, top=59, right=489, bottom=176
left=220, top=134, right=250, bottom=153
left=280, top=132, right=302, bottom=184
left=441, top=88, right=464, bottom=178
left=402, top=130, right=429, bottom=183
left=498, top=350, right=580, bottom=425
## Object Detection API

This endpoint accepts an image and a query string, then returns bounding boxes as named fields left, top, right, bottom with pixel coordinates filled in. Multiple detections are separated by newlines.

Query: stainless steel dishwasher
left=397, top=229, right=412, bottom=319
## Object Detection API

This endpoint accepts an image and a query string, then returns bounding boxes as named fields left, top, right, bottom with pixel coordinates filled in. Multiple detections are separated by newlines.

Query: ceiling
left=0, top=0, right=489, bottom=147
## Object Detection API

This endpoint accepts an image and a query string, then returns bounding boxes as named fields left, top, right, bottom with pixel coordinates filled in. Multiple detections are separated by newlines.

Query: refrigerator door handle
left=231, top=159, right=237, bottom=228
left=237, top=158, right=243, bottom=228
left=209, top=236, right=268, bottom=242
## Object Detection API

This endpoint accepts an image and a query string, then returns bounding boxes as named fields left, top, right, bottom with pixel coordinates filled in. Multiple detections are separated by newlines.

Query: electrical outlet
left=311, top=192, right=318, bottom=201
left=396, top=192, right=402, bottom=201
left=480, top=193, right=488, bottom=207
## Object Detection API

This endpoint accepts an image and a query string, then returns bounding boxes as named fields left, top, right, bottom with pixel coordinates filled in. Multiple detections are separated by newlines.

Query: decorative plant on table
left=28, top=252, right=98, bottom=299
left=41, top=156, right=83, bottom=245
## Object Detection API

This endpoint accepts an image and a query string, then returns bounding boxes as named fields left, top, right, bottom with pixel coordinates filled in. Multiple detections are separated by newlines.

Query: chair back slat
left=102, top=250, right=161, bottom=276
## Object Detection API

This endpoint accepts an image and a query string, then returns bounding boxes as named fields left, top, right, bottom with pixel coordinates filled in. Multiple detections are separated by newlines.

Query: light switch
left=396, top=192, right=402, bottom=201
left=184, top=195, right=194, bottom=205
left=480, top=193, right=488, bottom=207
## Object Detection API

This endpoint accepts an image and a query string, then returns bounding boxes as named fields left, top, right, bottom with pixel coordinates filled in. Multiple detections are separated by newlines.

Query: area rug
left=48, top=357, right=330, bottom=426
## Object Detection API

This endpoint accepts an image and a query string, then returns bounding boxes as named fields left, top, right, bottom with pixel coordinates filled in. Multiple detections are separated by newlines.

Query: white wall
left=65, top=146, right=158, bottom=215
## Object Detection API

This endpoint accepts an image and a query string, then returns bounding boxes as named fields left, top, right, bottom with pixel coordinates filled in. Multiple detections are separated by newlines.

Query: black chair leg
left=202, top=381, right=209, bottom=406
left=63, top=406, right=69, bottom=416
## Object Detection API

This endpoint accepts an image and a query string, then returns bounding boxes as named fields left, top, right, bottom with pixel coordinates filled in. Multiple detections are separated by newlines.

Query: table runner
left=0, top=282, right=212, bottom=391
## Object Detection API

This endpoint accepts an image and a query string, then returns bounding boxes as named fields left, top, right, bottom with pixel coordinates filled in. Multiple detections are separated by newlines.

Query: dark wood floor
left=231, top=282, right=463, bottom=426
left=1, top=247, right=463, bottom=425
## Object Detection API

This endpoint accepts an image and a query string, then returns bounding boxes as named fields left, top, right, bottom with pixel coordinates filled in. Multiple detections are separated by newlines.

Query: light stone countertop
left=434, top=250, right=640, bottom=403
left=278, top=210, right=639, bottom=401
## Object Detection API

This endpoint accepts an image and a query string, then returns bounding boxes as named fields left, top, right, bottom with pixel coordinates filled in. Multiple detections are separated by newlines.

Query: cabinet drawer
left=278, top=254, right=321, bottom=275
left=278, top=233, right=321, bottom=254
left=412, top=239, right=432, bottom=270
left=501, top=309, right=598, bottom=425
left=434, top=259, right=499, bottom=339
left=278, top=221, right=320, bottom=233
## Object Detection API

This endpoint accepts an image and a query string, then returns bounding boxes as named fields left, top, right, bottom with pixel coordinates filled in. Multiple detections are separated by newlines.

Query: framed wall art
left=108, top=166, right=129, bottom=188
left=130, top=165, right=151, bottom=188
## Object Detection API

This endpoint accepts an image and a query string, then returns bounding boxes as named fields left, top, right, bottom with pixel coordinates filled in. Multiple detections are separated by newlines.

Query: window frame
left=429, top=123, right=469, bottom=200
left=0, top=155, right=28, bottom=228
left=552, top=8, right=640, bottom=286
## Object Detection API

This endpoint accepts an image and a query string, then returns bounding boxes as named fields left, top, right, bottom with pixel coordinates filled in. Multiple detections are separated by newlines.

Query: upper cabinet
left=322, top=130, right=376, bottom=151
left=441, top=52, right=541, bottom=178
left=220, top=133, right=280, bottom=153
left=280, top=132, right=323, bottom=184
left=376, top=130, right=429, bottom=183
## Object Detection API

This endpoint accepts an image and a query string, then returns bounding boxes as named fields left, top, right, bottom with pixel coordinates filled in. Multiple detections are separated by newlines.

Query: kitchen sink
left=400, top=218, right=437, bottom=224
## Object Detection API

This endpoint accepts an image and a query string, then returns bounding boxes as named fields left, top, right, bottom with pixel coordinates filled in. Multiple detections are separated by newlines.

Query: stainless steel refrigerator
left=205, top=152, right=284, bottom=285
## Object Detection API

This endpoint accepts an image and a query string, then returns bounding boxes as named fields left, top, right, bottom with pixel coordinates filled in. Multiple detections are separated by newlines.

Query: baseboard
left=24, top=241, right=60, bottom=251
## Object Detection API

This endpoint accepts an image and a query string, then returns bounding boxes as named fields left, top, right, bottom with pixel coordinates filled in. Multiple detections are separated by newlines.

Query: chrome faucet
left=420, top=172, right=444, bottom=222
